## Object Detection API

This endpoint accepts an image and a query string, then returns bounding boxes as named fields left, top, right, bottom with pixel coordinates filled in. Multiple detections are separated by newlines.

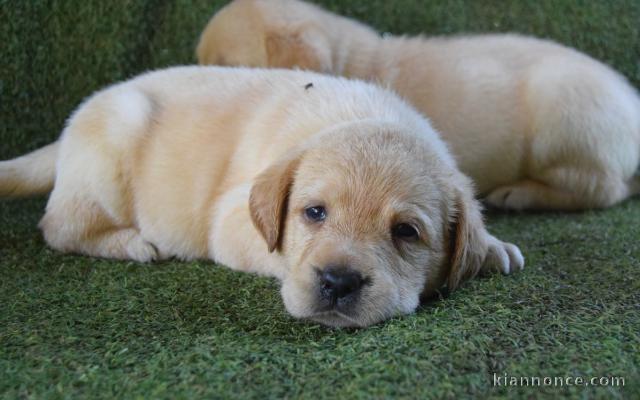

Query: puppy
left=0, top=67, right=523, bottom=327
left=197, top=0, right=640, bottom=211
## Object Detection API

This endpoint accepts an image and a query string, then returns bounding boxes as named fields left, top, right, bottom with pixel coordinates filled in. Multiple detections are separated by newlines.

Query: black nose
left=319, top=267, right=365, bottom=304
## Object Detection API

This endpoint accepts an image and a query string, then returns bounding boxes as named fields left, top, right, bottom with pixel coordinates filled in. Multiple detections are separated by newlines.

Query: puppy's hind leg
left=512, top=62, right=640, bottom=211
left=39, top=86, right=160, bottom=262
left=485, top=179, right=582, bottom=210
left=485, top=169, right=631, bottom=211
left=40, top=195, right=158, bottom=262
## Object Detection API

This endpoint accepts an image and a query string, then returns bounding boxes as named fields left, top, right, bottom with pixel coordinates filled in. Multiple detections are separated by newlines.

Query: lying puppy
left=197, top=0, right=640, bottom=211
left=0, top=67, right=523, bottom=327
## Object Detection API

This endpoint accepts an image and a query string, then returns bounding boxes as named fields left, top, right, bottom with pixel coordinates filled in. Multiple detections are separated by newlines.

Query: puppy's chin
left=308, top=311, right=367, bottom=328
left=280, top=276, right=411, bottom=328
left=280, top=277, right=361, bottom=327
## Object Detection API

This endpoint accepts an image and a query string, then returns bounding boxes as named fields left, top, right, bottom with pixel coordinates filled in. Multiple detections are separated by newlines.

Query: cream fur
left=0, top=66, right=524, bottom=327
left=197, top=0, right=640, bottom=210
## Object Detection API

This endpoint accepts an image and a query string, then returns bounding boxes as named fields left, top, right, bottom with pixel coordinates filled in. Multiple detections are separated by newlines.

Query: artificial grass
left=1, top=0, right=639, bottom=398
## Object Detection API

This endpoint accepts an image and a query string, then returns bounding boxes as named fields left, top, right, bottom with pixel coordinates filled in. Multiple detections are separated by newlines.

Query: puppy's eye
left=392, top=223, right=419, bottom=241
left=305, top=206, right=326, bottom=222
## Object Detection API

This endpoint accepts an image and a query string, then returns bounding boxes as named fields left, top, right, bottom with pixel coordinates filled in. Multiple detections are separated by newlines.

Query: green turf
left=1, top=1, right=639, bottom=398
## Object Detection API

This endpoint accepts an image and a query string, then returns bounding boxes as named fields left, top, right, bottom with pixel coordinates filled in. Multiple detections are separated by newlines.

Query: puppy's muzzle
left=317, top=266, right=367, bottom=308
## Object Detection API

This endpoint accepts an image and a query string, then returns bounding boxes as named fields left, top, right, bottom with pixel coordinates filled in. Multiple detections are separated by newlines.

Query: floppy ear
left=265, top=26, right=333, bottom=72
left=447, top=192, right=489, bottom=290
left=249, top=153, right=302, bottom=253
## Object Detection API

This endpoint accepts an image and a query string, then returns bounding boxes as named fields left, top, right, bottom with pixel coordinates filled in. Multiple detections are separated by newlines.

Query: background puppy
left=0, top=67, right=523, bottom=327
left=197, top=0, right=640, bottom=211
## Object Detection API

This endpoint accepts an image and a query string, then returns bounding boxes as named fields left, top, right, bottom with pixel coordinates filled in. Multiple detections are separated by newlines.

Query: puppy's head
left=249, top=121, right=486, bottom=327
left=196, top=0, right=336, bottom=72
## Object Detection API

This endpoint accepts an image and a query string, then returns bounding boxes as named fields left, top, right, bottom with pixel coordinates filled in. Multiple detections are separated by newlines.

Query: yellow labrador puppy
left=197, top=0, right=640, bottom=210
left=0, top=67, right=523, bottom=327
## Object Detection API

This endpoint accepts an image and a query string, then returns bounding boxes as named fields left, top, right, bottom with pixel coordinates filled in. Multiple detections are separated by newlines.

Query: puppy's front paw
left=482, top=236, right=524, bottom=275
left=126, top=236, right=159, bottom=263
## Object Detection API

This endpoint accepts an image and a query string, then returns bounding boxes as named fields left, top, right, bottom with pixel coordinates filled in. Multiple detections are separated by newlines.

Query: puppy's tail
left=0, top=141, right=59, bottom=197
